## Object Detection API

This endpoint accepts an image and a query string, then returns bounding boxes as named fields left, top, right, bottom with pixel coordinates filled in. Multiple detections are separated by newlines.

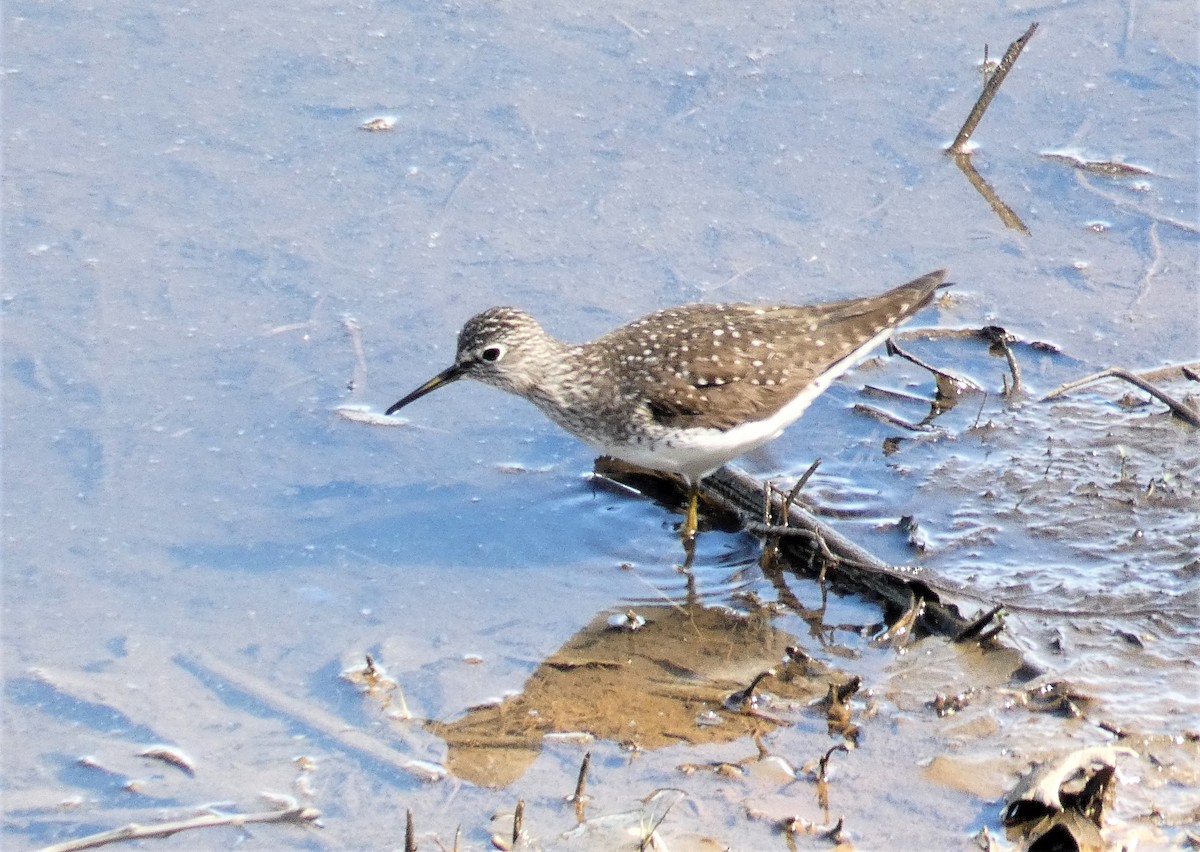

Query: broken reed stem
left=997, top=335, right=1024, bottom=395
left=572, top=751, right=591, bottom=800
left=571, top=751, right=592, bottom=822
left=948, top=22, right=1039, bottom=154
left=816, top=743, right=848, bottom=815
left=783, top=459, right=822, bottom=522
left=953, top=605, right=1005, bottom=643
left=824, top=817, right=847, bottom=843
left=512, top=799, right=524, bottom=848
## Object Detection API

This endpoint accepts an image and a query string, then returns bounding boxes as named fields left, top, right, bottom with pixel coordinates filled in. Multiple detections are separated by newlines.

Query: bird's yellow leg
left=681, top=481, right=700, bottom=542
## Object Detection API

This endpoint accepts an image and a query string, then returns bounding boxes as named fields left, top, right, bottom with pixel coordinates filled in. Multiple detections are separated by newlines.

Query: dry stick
left=985, top=332, right=1024, bottom=396
left=512, top=799, right=525, bottom=849
left=896, top=325, right=1059, bottom=351
left=782, top=460, right=822, bottom=522
left=1004, top=342, right=1023, bottom=395
left=1116, top=362, right=1200, bottom=384
left=948, top=22, right=1039, bottom=154
left=405, top=808, right=416, bottom=852
left=743, top=516, right=848, bottom=566
left=570, top=751, right=592, bottom=822
left=946, top=23, right=1039, bottom=234
left=1042, top=367, right=1200, bottom=427
left=971, top=391, right=990, bottom=429
left=38, top=805, right=320, bottom=852
left=818, top=744, right=849, bottom=784
left=815, top=744, right=849, bottom=816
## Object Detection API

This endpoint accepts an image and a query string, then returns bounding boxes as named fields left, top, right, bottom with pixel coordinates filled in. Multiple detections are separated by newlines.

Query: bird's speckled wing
left=600, top=271, right=946, bottom=430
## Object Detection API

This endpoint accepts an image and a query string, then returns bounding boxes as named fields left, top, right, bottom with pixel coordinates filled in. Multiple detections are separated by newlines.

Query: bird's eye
left=480, top=346, right=503, bottom=363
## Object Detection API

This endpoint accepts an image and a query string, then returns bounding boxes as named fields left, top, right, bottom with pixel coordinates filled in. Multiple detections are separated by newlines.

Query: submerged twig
left=342, top=315, right=369, bottom=395
left=178, top=651, right=445, bottom=784
left=138, top=745, right=195, bottom=776
left=39, top=805, right=320, bottom=852
left=1040, top=152, right=1152, bottom=178
left=704, top=467, right=980, bottom=637
left=1042, top=364, right=1200, bottom=427
left=1132, top=221, right=1163, bottom=308
left=850, top=403, right=936, bottom=432
left=1070, top=169, right=1200, bottom=236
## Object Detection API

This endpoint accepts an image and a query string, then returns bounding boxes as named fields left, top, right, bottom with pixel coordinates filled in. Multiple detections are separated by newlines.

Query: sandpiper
left=387, top=269, right=947, bottom=539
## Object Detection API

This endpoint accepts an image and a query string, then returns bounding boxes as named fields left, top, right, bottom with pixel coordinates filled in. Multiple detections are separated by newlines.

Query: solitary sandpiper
left=387, top=269, right=947, bottom=540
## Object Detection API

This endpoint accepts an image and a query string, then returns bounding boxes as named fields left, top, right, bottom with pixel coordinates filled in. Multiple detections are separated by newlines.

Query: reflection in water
left=426, top=603, right=836, bottom=787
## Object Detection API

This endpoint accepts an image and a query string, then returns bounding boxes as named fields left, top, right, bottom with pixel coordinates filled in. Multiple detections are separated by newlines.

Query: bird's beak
left=386, top=363, right=466, bottom=415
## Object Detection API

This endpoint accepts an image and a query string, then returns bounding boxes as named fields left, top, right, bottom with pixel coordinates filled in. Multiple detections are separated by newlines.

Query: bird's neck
left=518, top=341, right=612, bottom=419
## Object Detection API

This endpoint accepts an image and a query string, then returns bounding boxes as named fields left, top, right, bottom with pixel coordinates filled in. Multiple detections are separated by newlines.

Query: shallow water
left=4, top=0, right=1198, bottom=848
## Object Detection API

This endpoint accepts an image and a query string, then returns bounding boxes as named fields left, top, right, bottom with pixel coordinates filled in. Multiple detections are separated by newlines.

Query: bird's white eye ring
left=480, top=345, right=504, bottom=363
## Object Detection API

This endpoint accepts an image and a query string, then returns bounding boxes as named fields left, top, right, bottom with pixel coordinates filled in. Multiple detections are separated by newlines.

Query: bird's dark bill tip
left=384, top=398, right=409, bottom=416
